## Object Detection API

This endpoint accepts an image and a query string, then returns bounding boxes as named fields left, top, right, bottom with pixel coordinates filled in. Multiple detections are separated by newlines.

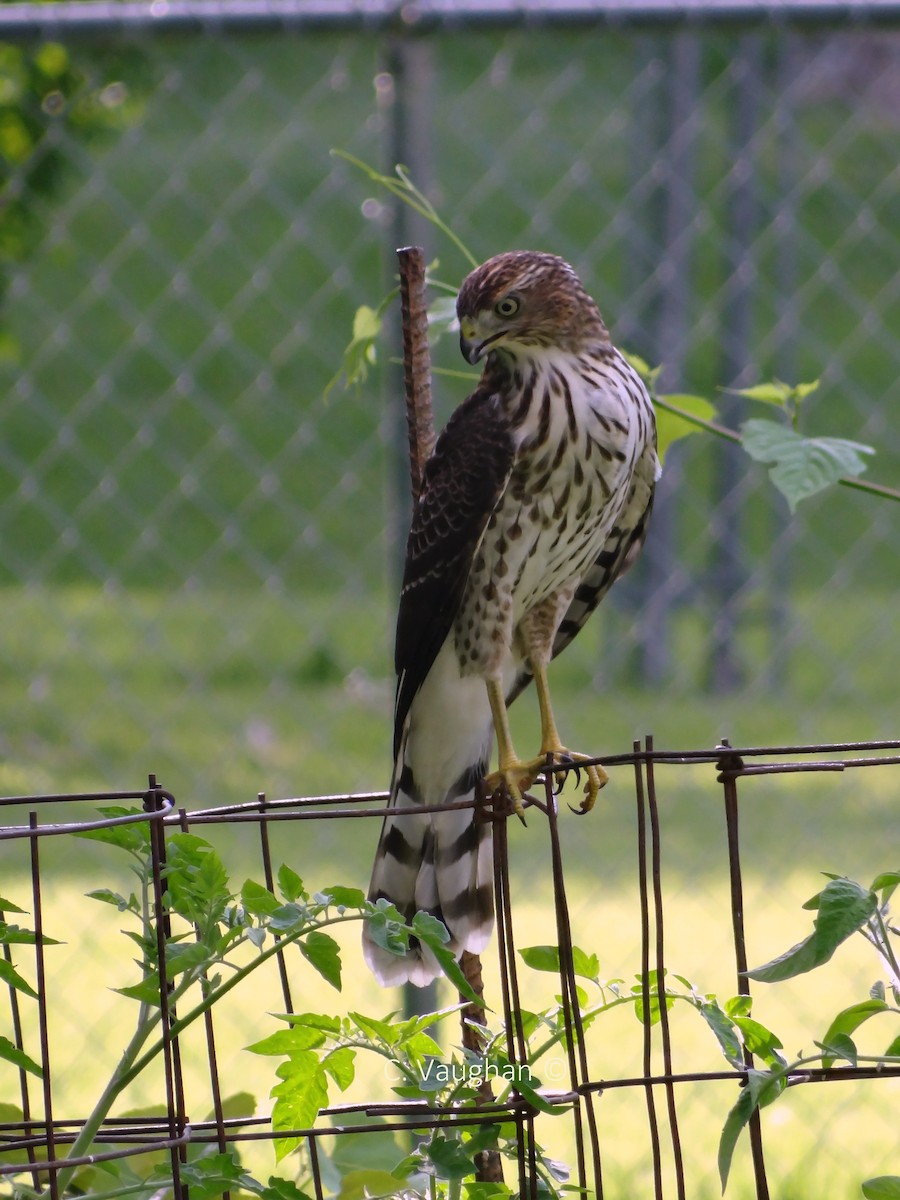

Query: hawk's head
left=456, top=250, right=609, bottom=366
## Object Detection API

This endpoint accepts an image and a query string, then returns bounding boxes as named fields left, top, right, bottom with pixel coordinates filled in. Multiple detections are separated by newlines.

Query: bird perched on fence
left=364, top=250, right=660, bottom=986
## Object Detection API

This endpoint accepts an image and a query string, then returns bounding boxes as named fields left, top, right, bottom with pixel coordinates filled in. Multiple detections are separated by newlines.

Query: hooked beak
left=459, top=318, right=505, bottom=365
left=459, top=333, right=484, bottom=365
left=458, top=317, right=484, bottom=365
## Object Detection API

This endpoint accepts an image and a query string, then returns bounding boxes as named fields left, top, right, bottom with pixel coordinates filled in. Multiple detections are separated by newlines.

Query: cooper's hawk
left=364, top=251, right=659, bottom=987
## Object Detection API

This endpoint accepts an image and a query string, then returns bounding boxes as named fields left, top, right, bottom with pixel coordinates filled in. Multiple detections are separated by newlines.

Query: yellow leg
left=531, top=658, right=609, bottom=814
left=484, top=678, right=537, bottom=822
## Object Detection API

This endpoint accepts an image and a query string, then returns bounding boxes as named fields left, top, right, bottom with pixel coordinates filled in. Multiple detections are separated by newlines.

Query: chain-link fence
left=0, top=4, right=898, bottom=1195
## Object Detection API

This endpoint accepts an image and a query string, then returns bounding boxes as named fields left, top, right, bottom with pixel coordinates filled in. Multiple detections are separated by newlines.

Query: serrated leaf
left=176, top=1151, right=244, bottom=1199
left=260, top=1176, right=315, bottom=1200
left=871, top=871, right=900, bottom=901
left=335, top=1169, right=408, bottom=1200
left=0, top=957, right=38, bottom=999
left=246, top=1026, right=326, bottom=1057
left=115, top=976, right=163, bottom=1005
left=0, top=923, right=61, bottom=947
left=165, top=941, right=213, bottom=976
left=270, top=1053, right=329, bottom=1160
left=519, top=945, right=560, bottom=973
left=75, top=807, right=150, bottom=853
left=348, top=1011, right=397, bottom=1045
left=863, top=1178, right=900, bottom=1199
left=318, top=884, right=365, bottom=909
left=86, top=888, right=138, bottom=914
left=718, top=1070, right=777, bottom=1190
left=746, top=877, right=877, bottom=983
left=241, top=879, right=280, bottom=917
left=323, top=1046, right=355, bottom=1091
left=654, top=393, right=716, bottom=462
left=352, top=304, right=381, bottom=343
left=0, top=1035, right=42, bottom=1077
left=697, top=1000, right=743, bottom=1069
left=276, top=864, right=305, bottom=902
left=733, top=382, right=793, bottom=405
left=816, top=1032, right=857, bottom=1066
left=277, top=1011, right=342, bottom=1033
left=412, top=913, right=481, bottom=1005
left=741, top=418, right=874, bottom=511
left=724, top=995, right=753, bottom=1018
left=819, top=999, right=888, bottom=1068
left=300, top=931, right=342, bottom=990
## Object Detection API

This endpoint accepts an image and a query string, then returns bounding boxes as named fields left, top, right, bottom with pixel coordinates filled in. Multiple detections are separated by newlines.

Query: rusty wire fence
left=2, top=739, right=899, bottom=1199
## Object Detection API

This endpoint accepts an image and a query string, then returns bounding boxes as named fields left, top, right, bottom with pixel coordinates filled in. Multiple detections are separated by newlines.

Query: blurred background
left=0, top=3, right=898, bottom=1196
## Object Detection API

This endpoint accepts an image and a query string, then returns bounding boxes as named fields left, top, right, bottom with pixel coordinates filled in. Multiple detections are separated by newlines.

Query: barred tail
left=363, top=754, right=494, bottom=988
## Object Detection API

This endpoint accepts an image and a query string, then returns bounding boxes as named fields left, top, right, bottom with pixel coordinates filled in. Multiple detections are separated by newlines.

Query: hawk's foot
left=540, top=749, right=609, bottom=814
left=484, top=762, right=539, bottom=824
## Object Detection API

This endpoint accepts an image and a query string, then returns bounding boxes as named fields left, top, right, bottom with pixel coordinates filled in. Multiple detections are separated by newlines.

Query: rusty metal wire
left=2, top=740, right=900, bottom=1197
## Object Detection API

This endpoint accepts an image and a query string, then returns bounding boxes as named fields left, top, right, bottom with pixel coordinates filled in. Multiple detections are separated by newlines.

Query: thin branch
left=654, top=395, right=900, bottom=503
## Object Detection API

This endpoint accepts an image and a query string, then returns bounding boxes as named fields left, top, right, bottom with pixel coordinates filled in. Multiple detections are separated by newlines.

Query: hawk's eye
left=494, top=295, right=520, bottom=319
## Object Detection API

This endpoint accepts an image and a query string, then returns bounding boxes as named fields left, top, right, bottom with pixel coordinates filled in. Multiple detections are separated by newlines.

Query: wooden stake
left=395, top=246, right=502, bottom=1185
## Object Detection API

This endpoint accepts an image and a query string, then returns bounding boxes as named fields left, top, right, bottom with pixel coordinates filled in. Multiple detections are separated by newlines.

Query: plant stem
left=654, top=395, right=900, bottom=503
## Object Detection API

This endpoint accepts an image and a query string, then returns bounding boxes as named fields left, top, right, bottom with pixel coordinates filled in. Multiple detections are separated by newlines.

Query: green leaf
left=883, top=1034, right=900, bottom=1058
left=260, top=1177, right=315, bottom=1200
left=86, top=888, right=138, bottom=914
left=819, top=999, right=889, bottom=1068
left=0, top=1035, right=42, bottom=1078
left=463, top=1182, right=513, bottom=1200
left=270, top=1053, right=329, bottom=1160
left=741, top=418, right=874, bottom=511
left=654, top=393, right=717, bottom=462
left=363, top=899, right=409, bottom=955
left=348, top=1011, right=397, bottom=1045
left=871, top=871, right=900, bottom=902
left=0, top=896, right=27, bottom=915
left=176, top=1151, right=244, bottom=1199
left=300, top=930, right=342, bottom=990
left=731, top=1017, right=785, bottom=1068
left=732, top=381, right=794, bottom=405
left=697, top=1000, right=743, bottom=1069
left=518, top=943, right=598, bottom=979
left=718, top=1070, right=772, bottom=1191
left=412, top=913, right=481, bottom=1005
left=318, top=884, right=365, bottom=910
left=427, top=1134, right=479, bottom=1181
left=241, top=879, right=281, bottom=917
left=165, top=941, right=214, bottom=977
left=335, top=1169, right=408, bottom=1200
left=815, top=1032, right=857, bottom=1066
left=746, top=877, right=877, bottom=983
left=323, top=1046, right=356, bottom=1091
left=115, top=976, right=163, bottom=1006
left=519, top=945, right=561, bottom=973
left=75, top=806, right=150, bottom=853
left=0, top=957, right=38, bottom=999
left=164, top=834, right=231, bottom=926
left=246, top=1026, right=326, bottom=1057
left=724, top=995, right=753, bottom=1018
left=0, top=923, right=61, bottom=947
left=277, top=1011, right=342, bottom=1034
left=276, top=864, right=305, bottom=902
left=862, top=1178, right=900, bottom=1199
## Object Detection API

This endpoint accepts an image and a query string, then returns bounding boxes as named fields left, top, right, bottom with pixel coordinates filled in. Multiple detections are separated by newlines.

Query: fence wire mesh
left=0, top=5, right=898, bottom=1195
left=2, top=744, right=900, bottom=1199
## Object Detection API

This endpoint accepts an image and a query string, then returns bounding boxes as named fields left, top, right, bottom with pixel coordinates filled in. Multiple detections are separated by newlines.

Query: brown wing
left=504, top=438, right=658, bottom=706
left=394, top=386, right=515, bottom=760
